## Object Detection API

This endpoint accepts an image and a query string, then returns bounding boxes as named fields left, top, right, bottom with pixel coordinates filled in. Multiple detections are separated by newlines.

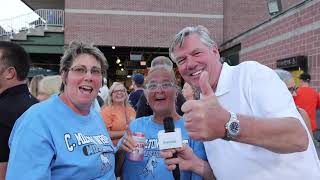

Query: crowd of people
left=0, top=25, right=320, bottom=180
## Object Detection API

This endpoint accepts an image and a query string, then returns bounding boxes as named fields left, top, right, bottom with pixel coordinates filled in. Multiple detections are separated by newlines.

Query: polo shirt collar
left=215, top=63, right=234, bottom=97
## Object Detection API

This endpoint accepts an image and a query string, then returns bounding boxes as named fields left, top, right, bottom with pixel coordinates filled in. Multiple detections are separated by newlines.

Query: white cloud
left=0, top=0, right=37, bottom=32
left=0, top=0, right=33, bottom=20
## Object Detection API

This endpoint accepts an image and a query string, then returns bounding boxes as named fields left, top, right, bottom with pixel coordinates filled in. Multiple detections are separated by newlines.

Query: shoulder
left=17, top=95, right=58, bottom=121
left=9, top=97, right=60, bottom=141
left=235, top=61, right=273, bottom=74
left=127, top=106, right=136, bottom=114
left=232, top=61, right=278, bottom=85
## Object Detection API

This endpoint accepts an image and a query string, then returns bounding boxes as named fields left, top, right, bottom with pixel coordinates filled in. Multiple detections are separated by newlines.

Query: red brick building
left=22, top=0, right=319, bottom=90
left=221, top=0, right=320, bottom=91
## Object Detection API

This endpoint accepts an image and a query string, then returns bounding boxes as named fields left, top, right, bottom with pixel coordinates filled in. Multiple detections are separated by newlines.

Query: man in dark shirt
left=128, top=73, right=144, bottom=110
left=0, top=42, right=38, bottom=178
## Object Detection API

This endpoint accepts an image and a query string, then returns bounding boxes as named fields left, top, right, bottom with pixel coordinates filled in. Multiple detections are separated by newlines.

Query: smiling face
left=62, top=53, right=103, bottom=111
left=172, top=33, right=222, bottom=90
left=111, top=84, right=127, bottom=105
left=145, top=68, right=177, bottom=117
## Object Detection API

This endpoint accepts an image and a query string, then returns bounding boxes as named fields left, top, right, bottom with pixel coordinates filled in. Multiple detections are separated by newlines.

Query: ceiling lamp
left=116, top=57, right=121, bottom=64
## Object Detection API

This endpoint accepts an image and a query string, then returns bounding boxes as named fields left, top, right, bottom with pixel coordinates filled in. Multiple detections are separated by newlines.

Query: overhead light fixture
left=267, top=0, right=282, bottom=16
left=112, top=46, right=115, bottom=49
left=119, top=64, right=122, bottom=67
left=127, top=75, right=132, bottom=78
left=121, top=68, right=124, bottom=71
left=116, top=57, right=121, bottom=64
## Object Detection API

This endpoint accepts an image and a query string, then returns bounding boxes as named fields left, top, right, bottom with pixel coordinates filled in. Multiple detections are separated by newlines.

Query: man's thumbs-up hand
left=182, top=71, right=229, bottom=141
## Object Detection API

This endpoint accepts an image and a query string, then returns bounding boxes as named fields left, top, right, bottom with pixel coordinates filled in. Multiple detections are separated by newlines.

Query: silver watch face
left=228, top=121, right=240, bottom=136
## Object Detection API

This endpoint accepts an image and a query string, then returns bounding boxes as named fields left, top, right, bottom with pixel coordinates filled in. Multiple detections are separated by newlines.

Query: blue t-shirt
left=121, top=116, right=207, bottom=180
left=6, top=95, right=116, bottom=180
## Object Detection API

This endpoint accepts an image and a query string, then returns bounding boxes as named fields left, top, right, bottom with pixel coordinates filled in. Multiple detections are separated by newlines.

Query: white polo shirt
left=204, top=62, right=320, bottom=180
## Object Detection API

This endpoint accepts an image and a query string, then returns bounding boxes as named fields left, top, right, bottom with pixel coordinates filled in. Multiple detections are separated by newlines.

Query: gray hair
left=274, top=69, right=293, bottom=85
left=145, top=65, right=177, bottom=86
left=38, top=75, right=62, bottom=95
left=29, top=75, right=44, bottom=97
left=59, top=41, right=108, bottom=91
left=151, top=56, right=173, bottom=69
left=169, top=25, right=217, bottom=62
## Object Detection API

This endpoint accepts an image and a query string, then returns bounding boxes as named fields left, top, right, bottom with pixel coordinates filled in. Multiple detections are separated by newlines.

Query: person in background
left=294, top=72, right=319, bottom=133
left=274, top=69, right=313, bottom=135
left=0, top=42, right=38, bottom=179
left=166, top=25, right=320, bottom=180
left=135, top=56, right=186, bottom=118
left=120, top=61, right=212, bottom=180
left=37, top=75, right=62, bottom=101
left=29, top=74, right=44, bottom=98
left=6, top=41, right=116, bottom=180
left=101, top=82, right=136, bottom=146
left=99, top=77, right=109, bottom=104
left=128, top=73, right=145, bottom=110
left=182, top=82, right=194, bottom=101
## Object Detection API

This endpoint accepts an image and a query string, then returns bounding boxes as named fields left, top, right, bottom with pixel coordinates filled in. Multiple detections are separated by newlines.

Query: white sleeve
left=247, top=64, right=302, bottom=122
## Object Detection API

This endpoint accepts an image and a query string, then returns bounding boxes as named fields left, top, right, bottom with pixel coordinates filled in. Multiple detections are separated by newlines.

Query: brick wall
left=233, top=1, right=320, bottom=90
left=223, top=0, right=269, bottom=41
left=64, top=0, right=223, bottom=47
left=223, top=0, right=306, bottom=42
left=282, top=0, right=305, bottom=9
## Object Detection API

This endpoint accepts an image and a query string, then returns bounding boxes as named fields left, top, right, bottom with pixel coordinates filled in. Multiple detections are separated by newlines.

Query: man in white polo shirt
left=162, top=25, right=320, bottom=180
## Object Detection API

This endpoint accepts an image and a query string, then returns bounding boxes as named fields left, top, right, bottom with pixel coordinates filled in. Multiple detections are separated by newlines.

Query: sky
left=0, top=0, right=37, bottom=32
left=0, top=0, right=33, bottom=20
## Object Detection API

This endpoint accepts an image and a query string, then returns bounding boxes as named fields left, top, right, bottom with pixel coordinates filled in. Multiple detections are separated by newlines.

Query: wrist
left=223, top=111, right=240, bottom=141
left=189, top=155, right=204, bottom=174
left=219, top=110, right=230, bottom=138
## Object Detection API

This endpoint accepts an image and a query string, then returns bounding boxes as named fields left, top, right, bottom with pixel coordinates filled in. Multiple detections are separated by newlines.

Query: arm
left=108, top=130, right=126, bottom=140
left=235, top=115, right=308, bottom=153
left=160, top=146, right=216, bottom=180
left=297, top=108, right=313, bottom=136
left=183, top=70, right=308, bottom=154
left=0, top=162, right=7, bottom=180
left=236, top=66, right=308, bottom=153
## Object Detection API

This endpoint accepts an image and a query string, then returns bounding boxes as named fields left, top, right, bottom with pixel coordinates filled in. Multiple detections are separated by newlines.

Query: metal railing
left=0, top=9, right=64, bottom=38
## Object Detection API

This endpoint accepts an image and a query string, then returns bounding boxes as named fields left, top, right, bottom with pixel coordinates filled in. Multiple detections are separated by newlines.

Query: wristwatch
left=223, top=111, right=240, bottom=141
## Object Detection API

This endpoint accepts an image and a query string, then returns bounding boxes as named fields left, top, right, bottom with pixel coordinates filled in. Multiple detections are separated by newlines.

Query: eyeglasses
left=112, top=89, right=126, bottom=94
left=69, top=66, right=105, bottom=76
left=145, top=82, right=176, bottom=91
left=288, top=86, right=297, bottom=93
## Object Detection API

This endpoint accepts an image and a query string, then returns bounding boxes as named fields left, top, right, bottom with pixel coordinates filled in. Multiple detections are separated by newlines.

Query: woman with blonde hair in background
left=29, top=74, right=44, bottom=98
left=101, top=82, right=136, bottom=146
left=37, top=75, right=62, bottom=101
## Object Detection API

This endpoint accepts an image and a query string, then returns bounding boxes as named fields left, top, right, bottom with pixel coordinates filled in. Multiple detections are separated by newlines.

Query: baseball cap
left=132, top=73, right=144, bottom=85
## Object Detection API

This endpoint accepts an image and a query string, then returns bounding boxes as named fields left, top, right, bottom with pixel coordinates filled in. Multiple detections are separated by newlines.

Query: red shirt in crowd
left=294, top=87, right=319, bottom=132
